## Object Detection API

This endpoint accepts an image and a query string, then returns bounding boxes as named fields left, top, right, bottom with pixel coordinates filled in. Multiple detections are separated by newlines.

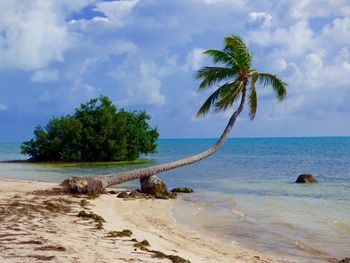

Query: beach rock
left=117, top=192, right=129, bottom=198
left=339, top=258, right=350, bottom=263
left=140, top=176, right=176, bottom=199
left=295, top=174, right=318, bottom=184
left=117, top=190, right=155, bottom=200
left=171, top=187, right=194, bottom=193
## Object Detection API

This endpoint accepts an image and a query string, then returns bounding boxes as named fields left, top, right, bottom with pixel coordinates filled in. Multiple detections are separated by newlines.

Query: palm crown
left=196, top=35, right=287, bottom=119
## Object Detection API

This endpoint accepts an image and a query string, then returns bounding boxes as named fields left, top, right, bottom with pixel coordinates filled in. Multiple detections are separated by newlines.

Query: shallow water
left=1, top=138, right=349, bottom=262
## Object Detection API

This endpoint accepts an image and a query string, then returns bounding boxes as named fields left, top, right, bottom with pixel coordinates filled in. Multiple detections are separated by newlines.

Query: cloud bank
left=0, top=0, right=350, bottom=140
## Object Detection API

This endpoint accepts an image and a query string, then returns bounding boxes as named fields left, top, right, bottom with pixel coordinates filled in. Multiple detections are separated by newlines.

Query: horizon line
left=1, top=135, right=350, bottom=143
left=158, top=135, right=350, bottom=140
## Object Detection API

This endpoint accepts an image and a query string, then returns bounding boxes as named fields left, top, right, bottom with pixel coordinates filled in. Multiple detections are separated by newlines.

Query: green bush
left=21, top=96, right=159, bottom=162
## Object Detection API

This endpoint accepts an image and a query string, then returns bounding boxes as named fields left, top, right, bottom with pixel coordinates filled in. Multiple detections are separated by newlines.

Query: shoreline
left=0, top=159, right=152, bottom=167
left=172, top=195, right=340, bottom=263
left=0, top=178, right=291, bottom=263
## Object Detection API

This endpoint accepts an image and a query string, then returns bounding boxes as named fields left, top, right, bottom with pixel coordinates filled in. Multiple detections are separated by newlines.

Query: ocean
left=0, top=137, right=349, bottom=262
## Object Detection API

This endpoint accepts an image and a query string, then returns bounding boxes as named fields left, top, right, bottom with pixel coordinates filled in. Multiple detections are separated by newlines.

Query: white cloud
left=55, top=0, right=96, bottom=12
left=304, top=53, right=323, bottom=70
left=36, top=79, right=97, bottom=109
left=286, top=48, right=350, bottom=93
left=290, top=0, right=349, bottom=18
left=196, top=0, right=246, bottom=8
left=186, top=48, right=206, bottom=71
left=69, top=16, right=109, bottom=28
left=273, top=21, right=314, bottom=57
left=91, top=16, right=109, bottom=23
left=282, top=62, right=300, bottom=77
left=0, top=104, right=6, bottom=111
left=271, top=58, right=287, bottom=72
left=342, top=61, right=350, bottom=71
left=64, top=39, right=137, bottom=80
left=0, top=0, right=104, bottom=71
left=246, top=12, right=272, bottom=29
left=112, top=61, right=166, bottom=106
left=244, top=2, right=350, bottom=124
left=136, top=63, right=165, bottom=105
left=72, top=82, right=97, bottom=99
left=332, top=47, right=350, bottom=64
left=0, top=0, right=74, bottom=70
left=244, top=7, right=350, bottom=122
left=247, top=20, right=316, bottom=82
left=264, top=47, right=350, bottom=121
left=274, top=94, right=306, bottom=119
left=93, top=0, right=139, bottom=27
left=306, top=54, right=350, bottom=88
left=31, top=69, right=59, bottom=82
left=321, top=16, right=350, bottom=45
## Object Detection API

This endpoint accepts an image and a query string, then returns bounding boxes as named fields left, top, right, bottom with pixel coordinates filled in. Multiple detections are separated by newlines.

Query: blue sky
left=1, top=0, right=350, bottom=141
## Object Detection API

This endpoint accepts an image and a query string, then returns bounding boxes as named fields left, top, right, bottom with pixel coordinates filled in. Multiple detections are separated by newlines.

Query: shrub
left=21, top=96, right=159, bottom=162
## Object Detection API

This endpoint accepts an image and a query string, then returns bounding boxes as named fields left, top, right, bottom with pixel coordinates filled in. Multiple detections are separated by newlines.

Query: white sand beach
left=0, top=178, right=291, bottom=263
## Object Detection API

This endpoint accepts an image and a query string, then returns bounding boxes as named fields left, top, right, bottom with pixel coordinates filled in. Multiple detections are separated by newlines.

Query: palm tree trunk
left=61, top=90, right=246, bottom=194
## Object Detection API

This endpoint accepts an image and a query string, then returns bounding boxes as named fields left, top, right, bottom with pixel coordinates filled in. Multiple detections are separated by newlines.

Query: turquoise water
left=1, top=138, right=349, bottom=262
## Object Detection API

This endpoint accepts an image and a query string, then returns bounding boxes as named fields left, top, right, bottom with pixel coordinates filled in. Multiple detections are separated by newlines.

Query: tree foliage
left=21, top=96, right=159, bottom=162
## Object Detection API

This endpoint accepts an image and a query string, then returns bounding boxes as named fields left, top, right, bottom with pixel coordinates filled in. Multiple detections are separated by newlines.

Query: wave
left=329, top=220, right=350, bottom=233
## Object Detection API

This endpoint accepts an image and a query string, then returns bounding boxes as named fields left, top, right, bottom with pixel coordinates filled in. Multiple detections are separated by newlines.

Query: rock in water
left=171, top=187, right=194, bottom=193
left=140, top=176, right=175, bottom=199
left=295, top=174, right=318, bottom=183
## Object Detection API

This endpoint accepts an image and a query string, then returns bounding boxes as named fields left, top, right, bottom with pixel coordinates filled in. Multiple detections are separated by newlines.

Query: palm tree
left=61, top=35, right=287, bottom=194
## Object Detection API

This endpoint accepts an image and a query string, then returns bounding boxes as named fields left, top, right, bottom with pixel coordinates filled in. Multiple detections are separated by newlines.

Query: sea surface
left=1, top=138, right=349, bottom=262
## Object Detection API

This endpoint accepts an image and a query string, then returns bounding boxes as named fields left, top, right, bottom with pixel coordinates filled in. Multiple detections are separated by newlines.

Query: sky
left=0, top=0, right=350, bottom=141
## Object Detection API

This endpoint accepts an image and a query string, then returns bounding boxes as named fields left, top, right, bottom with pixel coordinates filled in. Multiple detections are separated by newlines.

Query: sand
left=0, top=178, right=291, bottom=263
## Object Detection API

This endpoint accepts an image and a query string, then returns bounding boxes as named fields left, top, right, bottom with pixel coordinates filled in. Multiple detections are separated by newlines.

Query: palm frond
left=257, top=72, right=287, bottom=101
left=203, top=49, right=239, bottom=67
left=214, top=80, right=243, bottom=112
left=196, top=82, right=233, bottom=117
left=196, top=66, right=237, bottom=89
left=224, top=35, right=252, bottom=69
left=195, top=35, right=288, bottom=120
left=248, top=73, right=258, bottom=120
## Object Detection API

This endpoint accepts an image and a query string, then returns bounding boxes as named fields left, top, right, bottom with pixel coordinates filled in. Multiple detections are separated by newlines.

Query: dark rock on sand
left=339, top=258, right=350, bottom=263
left=171, top=187, right=194, bottom=193
left=117, top=192, right=129, bottom=198
left=116, top=190, right=154, bottom=200
left=140, top=176, right=176, bottom=199
left=295, top=174, right=318, bottom=183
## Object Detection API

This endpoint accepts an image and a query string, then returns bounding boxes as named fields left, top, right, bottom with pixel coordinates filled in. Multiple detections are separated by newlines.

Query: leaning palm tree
left=62, top=35, right=287, bottom=194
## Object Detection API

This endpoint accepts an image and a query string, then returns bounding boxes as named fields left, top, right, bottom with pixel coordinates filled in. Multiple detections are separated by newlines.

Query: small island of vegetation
left=21, top=96, right=159, bottom=162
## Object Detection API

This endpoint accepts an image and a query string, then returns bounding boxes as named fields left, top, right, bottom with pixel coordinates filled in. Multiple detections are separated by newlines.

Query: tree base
left=61, top=177, right=106, bottom=195
left=140, top=176, right=176, bottom=199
